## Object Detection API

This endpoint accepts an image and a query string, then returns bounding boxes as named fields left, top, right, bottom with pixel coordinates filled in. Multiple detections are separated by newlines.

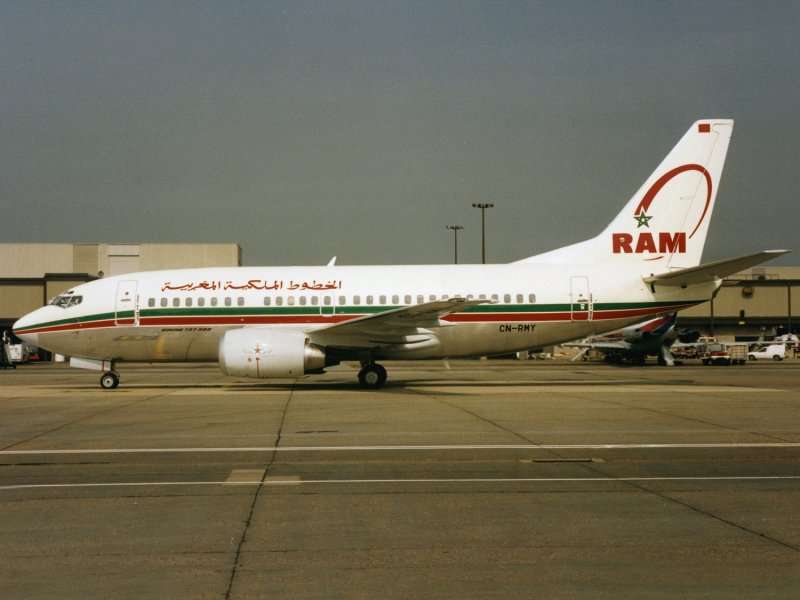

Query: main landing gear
left=357, top=362, right=387, bottom=389
left=100, top=371, right=120, bottom=389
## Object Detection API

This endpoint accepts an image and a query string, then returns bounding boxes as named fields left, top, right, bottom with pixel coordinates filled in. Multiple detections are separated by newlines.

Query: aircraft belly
left=374, top=317, right=653, bottom=360
left=373, top=323, right=543, bottom=359
left=39, top=327, right=221, bottom=362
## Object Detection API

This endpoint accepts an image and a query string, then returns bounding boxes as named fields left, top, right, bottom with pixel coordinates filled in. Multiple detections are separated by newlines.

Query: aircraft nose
left=12, top=312, right=41, bottom=347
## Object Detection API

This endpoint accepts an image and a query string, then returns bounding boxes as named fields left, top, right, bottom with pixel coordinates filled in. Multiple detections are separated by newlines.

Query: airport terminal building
left=680, top=265, right=799, bottom=340
left=0, top=242, right=797, bottom=356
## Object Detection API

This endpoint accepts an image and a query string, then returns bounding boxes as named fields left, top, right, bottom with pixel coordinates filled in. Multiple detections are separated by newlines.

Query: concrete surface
left=1, top=359, right=799, bottom=598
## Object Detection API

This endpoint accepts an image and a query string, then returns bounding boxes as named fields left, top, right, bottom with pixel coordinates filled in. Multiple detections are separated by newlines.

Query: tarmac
left=1, top=358, right=800, bottom=599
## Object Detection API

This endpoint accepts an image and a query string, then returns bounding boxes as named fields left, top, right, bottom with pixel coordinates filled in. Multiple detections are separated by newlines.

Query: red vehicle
left=699, top=342, right=731, bottom=366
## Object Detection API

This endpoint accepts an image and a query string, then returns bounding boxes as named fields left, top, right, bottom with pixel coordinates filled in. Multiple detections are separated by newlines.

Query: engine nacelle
left=218, top=329, right=326, bottom=379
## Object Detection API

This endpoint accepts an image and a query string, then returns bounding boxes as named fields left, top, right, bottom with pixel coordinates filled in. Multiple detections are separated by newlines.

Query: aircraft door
left=115, top=280, right=139, bottom=326
left=570, top=276, right=593, bottom=321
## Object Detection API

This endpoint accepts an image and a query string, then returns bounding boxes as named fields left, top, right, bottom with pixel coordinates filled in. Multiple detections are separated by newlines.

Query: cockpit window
left=50, top=294, right=83, bottom=308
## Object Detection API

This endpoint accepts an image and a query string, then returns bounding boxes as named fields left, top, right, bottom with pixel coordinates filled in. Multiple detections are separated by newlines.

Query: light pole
left=446, top=225, right=464, bottom=264
left=472, top=203, right=494, bottom=264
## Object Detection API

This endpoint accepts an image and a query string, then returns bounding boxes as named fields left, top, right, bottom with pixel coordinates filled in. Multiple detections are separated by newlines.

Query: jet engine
left=219, top=328, right=326, bottom=379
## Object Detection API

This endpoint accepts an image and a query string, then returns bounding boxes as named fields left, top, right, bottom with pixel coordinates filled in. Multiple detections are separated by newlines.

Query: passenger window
left=210, top=297, right=218, bottom=307
left=287, top=297, right=295, bottom=306
left=404, top=295, right=412, bottom=304
left=366, top=295, right=374, bottom=305
left=263, top=297, right=271, bottom=306
left=311, top=296, right=319, bottom=306
left=173, top=298, right=180, bottom=307
left=276, top=296, right=283, bottom=306
left=299, top=296, right=307, bottom=306
left=160, top=298, right=168, bottom=308
left=353, top=295, right=361, bottom=305
left=237, top=297, right=245, bottom=306
left=504, top=294, right=511, bottom=303
left=491, top=294, right=499, bottom=302
left=417, top=295, right=424, bottom=304
left=198, top=297, right=205, bottom=307
left=392, top=295, right=399, bottom=304
left=148, top=298, right=155, bottom=308
left=338, top=296, right=346, bottom=306
left=379, top=295, right=386, bottom=305
left=516, top=294, right=524, bottom=303
left=529, top=294, right=536, bottom=303
left=224, top=298, right=232, bottom=307
left=185, top=298, right=193, bottom=307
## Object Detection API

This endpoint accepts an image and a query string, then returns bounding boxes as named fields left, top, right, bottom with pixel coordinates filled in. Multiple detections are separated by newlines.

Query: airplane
left=13, top=119, right=790, bottom=389
left=564, top=312, right=701, bottom=366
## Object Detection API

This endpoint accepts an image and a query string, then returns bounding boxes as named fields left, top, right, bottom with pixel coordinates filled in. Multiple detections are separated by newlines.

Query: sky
left=1, top=0, right=798, bottom=267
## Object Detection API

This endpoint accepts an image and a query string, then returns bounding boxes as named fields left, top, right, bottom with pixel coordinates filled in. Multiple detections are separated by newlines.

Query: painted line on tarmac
left=2, top=475, right=800, bottom=492
left=2, top=442, right=800, bottom=455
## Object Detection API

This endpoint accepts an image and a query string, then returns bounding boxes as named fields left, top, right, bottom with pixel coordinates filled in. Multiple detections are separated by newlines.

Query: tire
left=358, top=364, right=387, bottom=389
left=748, top=355, right=756, bottom=361
left=772, top=355, right=782, bottom=361
left=100, top=372, right=120, bottom=389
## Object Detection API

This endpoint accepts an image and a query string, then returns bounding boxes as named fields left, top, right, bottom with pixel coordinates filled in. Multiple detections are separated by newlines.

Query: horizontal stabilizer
left=643, top=250, right=791, bottom=287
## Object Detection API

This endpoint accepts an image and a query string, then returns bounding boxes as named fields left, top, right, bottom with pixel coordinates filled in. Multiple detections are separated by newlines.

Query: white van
left=747, top=343, right=788, bottom=361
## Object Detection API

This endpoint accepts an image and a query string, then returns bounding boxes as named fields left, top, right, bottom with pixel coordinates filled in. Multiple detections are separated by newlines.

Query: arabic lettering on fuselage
left=161, top=280, right=343, bottom=293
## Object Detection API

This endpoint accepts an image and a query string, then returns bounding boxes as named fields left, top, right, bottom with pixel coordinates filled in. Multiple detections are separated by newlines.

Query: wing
left=308, top=298, right=487, bottom=350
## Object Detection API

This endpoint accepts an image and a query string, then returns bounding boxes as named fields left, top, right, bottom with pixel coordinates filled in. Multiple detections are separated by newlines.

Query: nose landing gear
left=100, top=371, right=120, bottom=389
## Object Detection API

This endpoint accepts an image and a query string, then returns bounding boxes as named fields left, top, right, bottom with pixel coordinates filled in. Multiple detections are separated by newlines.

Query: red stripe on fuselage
left=14, top=319, right=117, bottom=335
left=19, top=303, right=697, bottom=336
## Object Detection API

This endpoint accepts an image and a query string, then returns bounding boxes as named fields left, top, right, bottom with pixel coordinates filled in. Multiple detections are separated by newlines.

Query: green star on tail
left=634, top=211, right=653, bottom=228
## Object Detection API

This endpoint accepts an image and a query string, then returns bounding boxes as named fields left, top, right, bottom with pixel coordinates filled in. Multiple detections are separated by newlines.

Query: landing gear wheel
left=358, top=363, right=387, bottom=389
left=100, top=371, right=120, bottom=390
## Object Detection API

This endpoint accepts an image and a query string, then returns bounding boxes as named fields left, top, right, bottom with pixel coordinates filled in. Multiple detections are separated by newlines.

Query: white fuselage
left=13, top=262, right=715, bottom=364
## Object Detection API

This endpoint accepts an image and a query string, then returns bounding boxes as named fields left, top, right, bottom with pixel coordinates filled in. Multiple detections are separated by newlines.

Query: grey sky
left=1, top=0, right=798, bottom=266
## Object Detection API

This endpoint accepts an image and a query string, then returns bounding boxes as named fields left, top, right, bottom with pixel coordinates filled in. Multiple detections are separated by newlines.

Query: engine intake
left=219, top=329, right=326, bottom=379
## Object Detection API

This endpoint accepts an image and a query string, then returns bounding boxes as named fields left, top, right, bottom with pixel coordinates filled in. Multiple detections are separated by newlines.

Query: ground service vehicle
left=727, top=343, right=748, bottom=365
left=748, top=344, right=787, bottom=361
left=700, top=342, right=732, bottom=365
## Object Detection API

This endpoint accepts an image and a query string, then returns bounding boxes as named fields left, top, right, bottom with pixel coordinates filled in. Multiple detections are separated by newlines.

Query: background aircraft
left=566, top=312, right=701, bottom=365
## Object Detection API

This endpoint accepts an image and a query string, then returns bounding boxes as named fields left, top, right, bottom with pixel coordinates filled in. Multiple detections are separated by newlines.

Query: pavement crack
left=574, top=458, right=800, bottom=555
left=0, top=392, right=174, bottom=452
left=406, top=388, right=567, bottom=460
left=224, top=386, right=294, bottom=600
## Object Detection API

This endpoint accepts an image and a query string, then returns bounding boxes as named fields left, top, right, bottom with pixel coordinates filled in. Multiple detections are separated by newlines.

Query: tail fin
left=520, top=119, right=734, bottom=269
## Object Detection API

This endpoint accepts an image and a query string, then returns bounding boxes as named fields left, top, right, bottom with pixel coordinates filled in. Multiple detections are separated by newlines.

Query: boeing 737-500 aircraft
left=13, top=120, right=789, bottom=389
